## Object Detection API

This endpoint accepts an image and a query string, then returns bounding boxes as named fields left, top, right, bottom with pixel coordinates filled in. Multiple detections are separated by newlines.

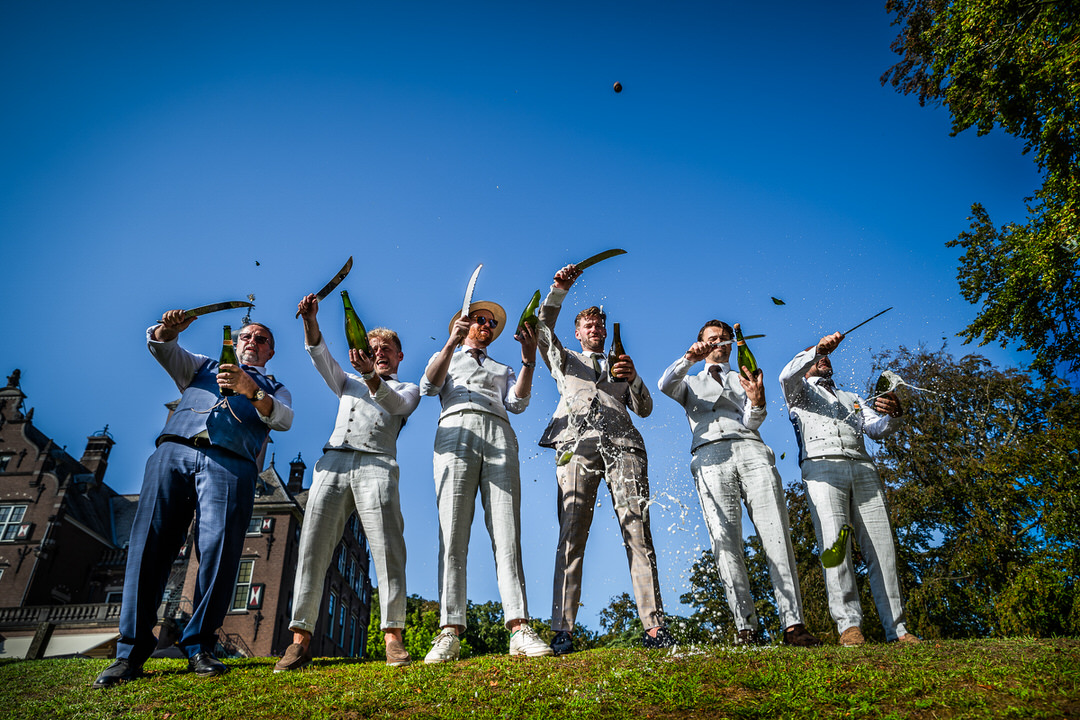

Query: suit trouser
left=433, top=411, right=528, bottom=629
left=551, top=435, right=664, bottom=632
left=289, top=449, right=407, bottom=633
left=802, top=457, right=909, bottom=640
left=117, top=440, right=255, bottom=663
left=691, top=439, right=805, bottom=632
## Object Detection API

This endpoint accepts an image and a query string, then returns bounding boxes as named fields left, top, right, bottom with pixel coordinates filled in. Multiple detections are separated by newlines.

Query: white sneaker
left=509, top=625, right=555, bottom=657
left=424, top=629, right=460, bottom=664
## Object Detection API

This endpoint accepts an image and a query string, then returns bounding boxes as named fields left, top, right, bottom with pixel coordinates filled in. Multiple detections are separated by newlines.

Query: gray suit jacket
left=536, top=287, right=651, bottom=451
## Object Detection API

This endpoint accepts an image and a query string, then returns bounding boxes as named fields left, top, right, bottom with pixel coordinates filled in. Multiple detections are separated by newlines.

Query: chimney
left=81, top=425, right=116, bottom=485
left=288, top=452, right=306, bottom=495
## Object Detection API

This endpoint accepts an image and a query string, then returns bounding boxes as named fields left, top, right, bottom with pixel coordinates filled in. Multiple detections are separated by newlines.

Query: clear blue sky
left=1, top=1, right=1037, bottom=631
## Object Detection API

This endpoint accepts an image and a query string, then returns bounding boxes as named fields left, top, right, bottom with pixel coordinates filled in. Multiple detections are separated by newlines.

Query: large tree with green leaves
left=871, top=345, right=1080, bottom=637
left=882, top=0, right=1080, bottom=378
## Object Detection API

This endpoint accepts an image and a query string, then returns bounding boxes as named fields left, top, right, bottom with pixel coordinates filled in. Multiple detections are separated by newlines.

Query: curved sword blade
left=178, top=300, right=255, bottom=320
left=574, top=248, right=626, bottom=271
left=296, top=256, right=354, bottom=317
left=462, top=263, right=483, bottom=318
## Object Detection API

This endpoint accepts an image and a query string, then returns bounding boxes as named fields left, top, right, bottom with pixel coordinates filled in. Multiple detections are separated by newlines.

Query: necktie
left=709, top=365, right=724, bottom=385
left=590, top=353, right=602, bottom=380
left=467, top=348, right=484, bottom=365
left=819, top=378, right=836, bottom=396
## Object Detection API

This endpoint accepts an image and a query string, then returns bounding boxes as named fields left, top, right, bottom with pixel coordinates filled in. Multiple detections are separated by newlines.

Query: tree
left=462, top=600, right=510, bottom=656
left=597, top=592, right=645, bottom=648
left=870, top=345, right=1080, bottom=637
left=882, top=0, right=1080, bottom=378
left=678, top=539, right=788, bottom=645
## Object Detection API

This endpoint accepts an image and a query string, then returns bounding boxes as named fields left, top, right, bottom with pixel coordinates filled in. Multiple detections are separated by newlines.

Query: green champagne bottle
left=607, top=322, right=625, bottom=381
left=734, top=323, right=759, bottom=375
left=341, top=290, right=370, bottom=354
left=819, top=524, right=853, bottom=568
left=517, top=290, right=541, bottom=332
left=218, top=325, right=238, bottom=397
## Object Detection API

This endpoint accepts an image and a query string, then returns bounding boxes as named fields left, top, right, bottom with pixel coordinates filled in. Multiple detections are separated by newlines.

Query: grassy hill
left=3, top=638, right=1078, bottom=719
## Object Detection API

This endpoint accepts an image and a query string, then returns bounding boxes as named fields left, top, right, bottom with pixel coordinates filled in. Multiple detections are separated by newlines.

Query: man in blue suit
left=93, top=310, right=292, bottom=688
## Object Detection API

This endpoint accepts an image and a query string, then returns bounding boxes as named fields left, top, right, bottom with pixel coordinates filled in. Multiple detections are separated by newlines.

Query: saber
left=153, top=300, right=254, bottom=324
left=843, top=307, right=893, bottom=336
left=296, top=256, right=354, bottom=317
left=710, top=334, right=765, bottom=348
left=462, top=263, right=483, bottom=318
left=574, top=248, right=626, bottom=271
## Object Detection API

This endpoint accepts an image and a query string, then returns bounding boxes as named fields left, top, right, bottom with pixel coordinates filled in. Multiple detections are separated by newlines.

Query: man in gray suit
left=537, top=263, right=673, bottom=655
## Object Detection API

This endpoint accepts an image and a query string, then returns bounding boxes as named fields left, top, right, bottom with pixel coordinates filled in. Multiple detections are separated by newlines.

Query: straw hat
left=448, top=301, right=507, bottom=342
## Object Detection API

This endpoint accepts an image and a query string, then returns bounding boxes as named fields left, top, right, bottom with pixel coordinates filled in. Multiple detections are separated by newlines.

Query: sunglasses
left=239, top=332, right=272, bottom=346
left=471, top=316, right=499, bottom=329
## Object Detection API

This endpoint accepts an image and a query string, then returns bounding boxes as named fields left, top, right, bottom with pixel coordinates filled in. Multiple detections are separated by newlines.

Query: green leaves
left=884, top=0, right=1080, bottom=379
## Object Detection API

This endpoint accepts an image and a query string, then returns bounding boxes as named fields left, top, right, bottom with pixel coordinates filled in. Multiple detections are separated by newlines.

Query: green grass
left=3, top=639, right=1079, bottom=719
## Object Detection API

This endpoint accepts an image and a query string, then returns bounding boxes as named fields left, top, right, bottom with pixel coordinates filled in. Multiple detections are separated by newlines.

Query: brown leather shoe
left=273, top=643, right=312, bottom=673
left=839, top=626, right=866, bottom=646
left=783, top=624, right=823, bottom=647
left=385, top=638, right=412, bottom=667
left=897, top=633, right=922, bottom=644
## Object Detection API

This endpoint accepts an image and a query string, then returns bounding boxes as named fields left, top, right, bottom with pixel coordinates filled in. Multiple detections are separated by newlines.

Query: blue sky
left=1, top=1, right=1038, bottom=631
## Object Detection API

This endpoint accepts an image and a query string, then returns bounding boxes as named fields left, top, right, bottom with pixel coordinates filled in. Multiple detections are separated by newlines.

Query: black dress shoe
left=642, top=626, right=677, bottom=649
left=550, top=631, right=574, bottom=656
left=92, top=658, right=142, bottom=689
left=783, top=623, right=823, bottom=647
left=735, top=628, right=764, bottom=646
left=188, top=651, right=229, bottom=677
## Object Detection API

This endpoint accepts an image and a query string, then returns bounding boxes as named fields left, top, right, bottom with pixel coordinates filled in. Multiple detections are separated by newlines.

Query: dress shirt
left=147, top=327, right=293, bottom=431
left=306, top=338, right=419, bottom=454
left=778, top=346, right=898, bottom=464
left=420, top=345, right=529, bottom=420
left=658, top=356, right=766, bottom=452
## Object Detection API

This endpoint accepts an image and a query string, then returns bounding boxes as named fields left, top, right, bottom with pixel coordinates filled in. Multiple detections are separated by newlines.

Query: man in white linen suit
left=779, top=330, right=920, bottom=646
left=419, top=299, right=553, bottom=663
left=659, top=319, right=820, bottom=647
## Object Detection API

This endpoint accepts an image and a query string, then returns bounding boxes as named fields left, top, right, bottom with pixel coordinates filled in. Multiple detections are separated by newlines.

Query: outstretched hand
left=155, top=309, right=196, bottom=342
left=816, top=331, right=844, bottom=356
left=553, top=263, right=581, bottom=291
left=297, top=293, right=319, bottom=320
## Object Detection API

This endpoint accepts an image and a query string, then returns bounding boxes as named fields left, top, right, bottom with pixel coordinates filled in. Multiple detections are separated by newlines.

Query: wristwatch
left=250, top=389, right=267, bottom=402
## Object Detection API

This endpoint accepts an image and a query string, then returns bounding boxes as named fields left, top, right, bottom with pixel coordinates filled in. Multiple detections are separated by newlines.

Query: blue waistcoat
left=158, top=360, right=284, bottom=463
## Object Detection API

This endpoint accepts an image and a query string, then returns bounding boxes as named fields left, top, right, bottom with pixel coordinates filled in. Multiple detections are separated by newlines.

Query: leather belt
left=158, top=434, right=215, bottom=450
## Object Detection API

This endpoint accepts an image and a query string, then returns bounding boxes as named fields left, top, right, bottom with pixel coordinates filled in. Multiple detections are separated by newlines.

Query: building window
left=352, top=560, right=363, bottom=595
left=246, top=515, right=263, bottom=536
left=326, top=592, right=336, bottom=638
left=231, top=559, right=255, bottom=611
left=338, top=603, right=346, bottom=646
left=105, top=591, right=122, bottom=604
left=337, top=546, right=346, bottom=575
left=349, top=613, right=358, bottom=656
left=0, top=454, right=12, bottom=472
left=0, top=505, right=27, bottom=542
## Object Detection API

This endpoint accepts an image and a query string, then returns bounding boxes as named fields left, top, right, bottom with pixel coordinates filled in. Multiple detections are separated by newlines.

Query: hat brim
left=449, top=301, right=507, bottom=342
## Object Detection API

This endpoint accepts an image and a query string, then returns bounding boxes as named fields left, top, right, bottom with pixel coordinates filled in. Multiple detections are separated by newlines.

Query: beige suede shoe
left=386, top=638, right=412, bottom=667
left=839, top=626, right=866, bottom=646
